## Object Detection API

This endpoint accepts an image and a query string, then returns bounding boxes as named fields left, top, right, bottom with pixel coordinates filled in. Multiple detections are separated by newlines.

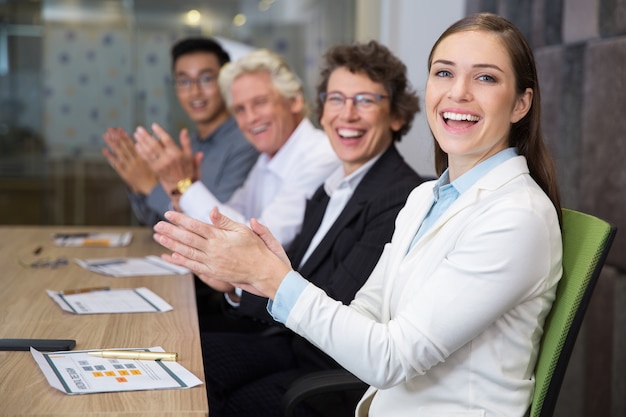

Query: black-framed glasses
left=320, top=91, right=389, bottom=111
left=19, top=256, right=69, bottom=269
left=173, top=74, right=217, bottom=91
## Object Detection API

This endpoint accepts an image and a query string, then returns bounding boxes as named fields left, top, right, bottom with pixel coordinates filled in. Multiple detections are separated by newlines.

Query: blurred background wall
left=0, top=0, right=356, bottom=225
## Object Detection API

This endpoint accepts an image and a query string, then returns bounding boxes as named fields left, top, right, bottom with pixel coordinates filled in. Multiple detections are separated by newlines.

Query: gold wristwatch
left=174, top=177, right=194, bottom=195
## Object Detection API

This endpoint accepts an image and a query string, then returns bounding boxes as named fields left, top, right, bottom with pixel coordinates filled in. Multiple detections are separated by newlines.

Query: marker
left=60, top=286, right=110, bottom=295
left=87, top=350, right=178, bottom=361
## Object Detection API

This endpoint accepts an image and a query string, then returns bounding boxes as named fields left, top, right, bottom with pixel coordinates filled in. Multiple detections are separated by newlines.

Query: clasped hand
left=134, top=123, right=202, bottom=194
left=153, top=208, right=292, bottom=300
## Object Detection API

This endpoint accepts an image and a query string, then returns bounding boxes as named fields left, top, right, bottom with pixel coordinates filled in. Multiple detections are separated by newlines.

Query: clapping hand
left=153, top=208, right=292, bottom=299
left=134, top=123, right=203, bottom=195
left=102, top=127, right=158, bottom=195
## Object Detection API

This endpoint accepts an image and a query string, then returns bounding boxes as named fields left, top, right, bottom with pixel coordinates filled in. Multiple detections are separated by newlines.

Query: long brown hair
left=428, top=13, right=561, bottom=223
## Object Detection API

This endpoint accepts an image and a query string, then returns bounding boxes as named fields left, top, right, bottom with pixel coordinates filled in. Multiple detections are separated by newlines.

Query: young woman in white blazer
left=153, top=13, right=563, bottom=417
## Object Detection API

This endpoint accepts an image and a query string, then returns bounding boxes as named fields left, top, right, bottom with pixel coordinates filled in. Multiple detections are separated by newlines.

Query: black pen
left=53, top=233, right=90, bottom=239
left=87, top=259, right=127, bottom=267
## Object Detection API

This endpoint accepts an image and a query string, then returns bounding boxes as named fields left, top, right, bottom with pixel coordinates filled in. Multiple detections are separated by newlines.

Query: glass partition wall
left=0, top=0, right=355, bottom=225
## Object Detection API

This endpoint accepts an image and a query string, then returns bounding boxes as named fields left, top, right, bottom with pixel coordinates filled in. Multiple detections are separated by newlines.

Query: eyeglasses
left=19, top=256, right=69, bottom=269
left=173, top=74, right=217, bottom=91
left=320, top=92, right=389, bottom=111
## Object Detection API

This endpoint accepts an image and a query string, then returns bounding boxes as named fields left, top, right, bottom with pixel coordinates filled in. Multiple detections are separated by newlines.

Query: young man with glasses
left=102, top=37, right=258, bottom=226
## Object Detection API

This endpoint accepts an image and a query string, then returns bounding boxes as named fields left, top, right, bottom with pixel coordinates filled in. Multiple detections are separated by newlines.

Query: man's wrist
left=136, top=179, right=158, bottom=196
left=170, top=177, right=195, bottom=196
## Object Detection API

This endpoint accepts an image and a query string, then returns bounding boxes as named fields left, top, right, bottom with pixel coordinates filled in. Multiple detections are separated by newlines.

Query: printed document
left=47, top=287, right=173, bottom=314
left=31, top=346, right=202, bottom=394
left=75, top=255, right=189, bottom=277
left=53, top=232, right=133, bottom=247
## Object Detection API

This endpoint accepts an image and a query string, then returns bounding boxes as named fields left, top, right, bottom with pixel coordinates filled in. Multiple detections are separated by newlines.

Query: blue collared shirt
left=408, top=147, right=518, bottom=250
left=268, top=147, right=519, bottom=324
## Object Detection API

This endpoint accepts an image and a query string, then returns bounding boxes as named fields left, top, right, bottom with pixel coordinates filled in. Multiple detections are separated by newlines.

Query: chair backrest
left=530, top=208, right=617, bottom=417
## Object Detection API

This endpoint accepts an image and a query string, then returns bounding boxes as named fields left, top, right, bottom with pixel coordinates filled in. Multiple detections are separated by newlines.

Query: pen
left=60, top=286, right=111, bottom=295
left=87, top=350, right=178, bottom=361
left=87, top=259, right=127, bottom=267
left=53, top=233, right=90, bottom=239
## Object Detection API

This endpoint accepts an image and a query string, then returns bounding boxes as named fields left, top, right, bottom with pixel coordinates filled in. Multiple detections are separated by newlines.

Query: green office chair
left=529, top=208, right=616, bottom=416
left=281, top=208, right=617, bottom=417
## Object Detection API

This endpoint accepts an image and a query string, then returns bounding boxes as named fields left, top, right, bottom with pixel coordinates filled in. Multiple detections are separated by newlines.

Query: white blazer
left=285, top=155, right=563, bottom=416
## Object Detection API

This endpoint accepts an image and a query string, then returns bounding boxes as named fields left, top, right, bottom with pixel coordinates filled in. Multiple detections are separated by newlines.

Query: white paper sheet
left=53, top=232, right=133, bottom=247
left=47, top=287, right=173, bottom=314
left=75, top=255, right=189, bottom=277
left=31, top=346, right=202, bottom=394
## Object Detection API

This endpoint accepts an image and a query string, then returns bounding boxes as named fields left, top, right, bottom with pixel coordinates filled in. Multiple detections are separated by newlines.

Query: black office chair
left=281, top=369, right=367, bottom=417
left=281, top=208, right=617, bottom=417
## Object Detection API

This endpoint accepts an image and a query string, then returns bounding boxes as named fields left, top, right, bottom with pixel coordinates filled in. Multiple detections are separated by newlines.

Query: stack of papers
left=47, top=287, right=173, bottom=314
left=31, top=347, right=202, bottom=394
left=53, top=232, right=133, bottom=247
left=75, top=256, right=189, bottom=277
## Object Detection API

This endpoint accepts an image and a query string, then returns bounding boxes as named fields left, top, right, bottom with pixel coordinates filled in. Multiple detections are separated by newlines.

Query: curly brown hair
left=315, top=40, right=419, bottom=142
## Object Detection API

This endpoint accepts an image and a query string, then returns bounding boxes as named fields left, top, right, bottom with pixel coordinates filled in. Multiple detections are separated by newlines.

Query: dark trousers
left=201, top=330, right=361, bottom=417
left=194, top=276, right=267, bottom=333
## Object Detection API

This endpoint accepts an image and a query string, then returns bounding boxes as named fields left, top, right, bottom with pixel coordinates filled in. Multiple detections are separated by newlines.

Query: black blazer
left=234, top=144, right=425, bottom=325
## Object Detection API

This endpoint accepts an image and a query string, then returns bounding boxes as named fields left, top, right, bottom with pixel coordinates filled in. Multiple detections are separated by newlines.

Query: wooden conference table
left=0, top=226, right=208, bottom=417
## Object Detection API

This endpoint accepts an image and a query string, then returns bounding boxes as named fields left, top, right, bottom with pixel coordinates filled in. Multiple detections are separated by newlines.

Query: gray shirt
left=128, top=117, right=259, bottom=225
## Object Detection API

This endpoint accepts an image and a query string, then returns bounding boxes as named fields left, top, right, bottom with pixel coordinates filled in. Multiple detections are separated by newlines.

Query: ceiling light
left=259, top=0, right=273, bottom=12
left=233, top=14, right=247, bottom=27
left=185, top=9, right=201, bottom=26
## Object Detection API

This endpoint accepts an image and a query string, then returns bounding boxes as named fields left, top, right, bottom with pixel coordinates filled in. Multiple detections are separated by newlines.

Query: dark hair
left=171, top=37, right=231, bottom=70
left=428, top=13, right=561, bottom=221
left=316, top=40, right=419, bottom=142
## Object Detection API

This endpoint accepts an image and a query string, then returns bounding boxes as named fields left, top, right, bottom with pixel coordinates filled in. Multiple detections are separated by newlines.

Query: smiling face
left=425, top=30, right=532, bottom=179
left=229, top=71, right=303, bottom=157
left=173, top=52, right=229, bottom=138
left=320, top=67, right=402, bottom=175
